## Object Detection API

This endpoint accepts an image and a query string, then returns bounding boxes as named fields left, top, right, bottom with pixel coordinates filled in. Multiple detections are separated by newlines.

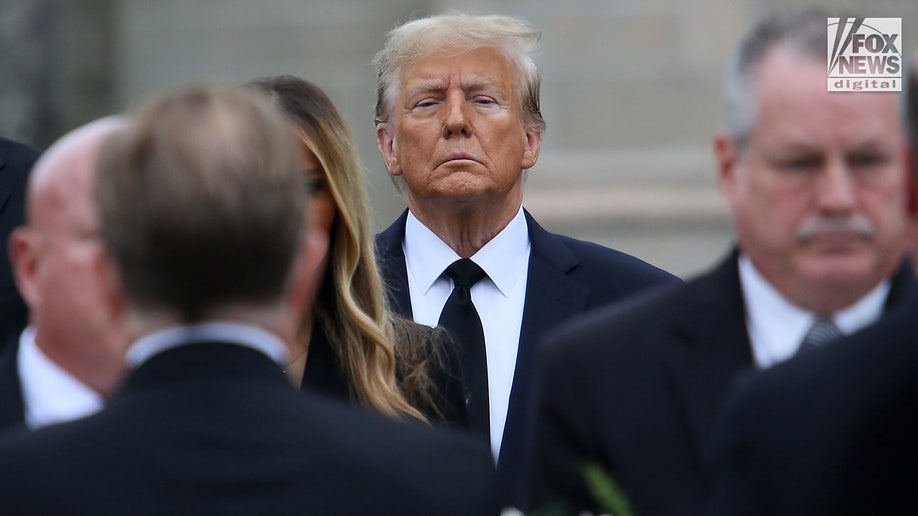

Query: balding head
left=26, top=116, right=127, bottom=228
left=11, top=116, right=129, bottom=396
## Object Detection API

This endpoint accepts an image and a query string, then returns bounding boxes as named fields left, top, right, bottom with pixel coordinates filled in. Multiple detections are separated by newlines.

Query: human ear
left=376, top=123, right=402, bottom=176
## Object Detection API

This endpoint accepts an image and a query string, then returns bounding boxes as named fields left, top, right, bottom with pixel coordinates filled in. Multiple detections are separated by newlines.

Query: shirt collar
left=125, top=321, right=288, bottom=369
left=739, top=255, right=890, bottom=368
left=404, top=206, right=530, bottom=296
left=834, top=277, right=890, bottom=333
left=404, top=211, right=462, bottom=295
left=17, top=326, right=104, bottom=430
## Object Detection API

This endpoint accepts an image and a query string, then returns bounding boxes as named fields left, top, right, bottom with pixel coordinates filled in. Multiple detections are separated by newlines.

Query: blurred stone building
left=3, top=0, right=914, bottom=277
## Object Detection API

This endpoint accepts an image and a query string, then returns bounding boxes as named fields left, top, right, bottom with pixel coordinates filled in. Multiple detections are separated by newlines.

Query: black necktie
left=438, top=258, right=489, bottom=440
left=798, top=317, right=843, bottom=355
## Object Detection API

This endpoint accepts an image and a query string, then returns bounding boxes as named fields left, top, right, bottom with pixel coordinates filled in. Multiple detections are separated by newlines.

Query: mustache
left=797, top=215, right=875, bottom=242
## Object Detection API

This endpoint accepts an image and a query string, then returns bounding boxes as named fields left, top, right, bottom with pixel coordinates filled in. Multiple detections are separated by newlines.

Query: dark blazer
left=0, top=332, right=24, bottom=429
left=0, top=341, right=500, bottom=514
left=704, top=294, right=918, bottom=516
left=528, top=251, right=917, bottom=516
left=301, top=320, right=470, bottom=426
left=376, top=209, right=679, bottom=504
left=300, top=322, right=350, bottom=399
left=0, top=138, right=39, bottom=350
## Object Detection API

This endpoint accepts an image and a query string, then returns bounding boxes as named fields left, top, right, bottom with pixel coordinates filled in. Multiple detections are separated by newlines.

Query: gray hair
left=373, top=12, right=546, bottom=133
left=724, top=8, right=833, bottom=150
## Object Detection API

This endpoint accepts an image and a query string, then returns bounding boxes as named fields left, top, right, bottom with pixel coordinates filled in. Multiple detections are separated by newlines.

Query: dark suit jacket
left=0, top=138, right=39, bottom=350
left=0, top=341, right=500, bottom=514
left=301, top=320, right=470, bottom=426
left=376, top=209, right=679, bottom=505
left=528, top=251, right=917, bottom=516
left=704, top=293, right=918, bottom=516
left=0, top=332, right=24, bottom=429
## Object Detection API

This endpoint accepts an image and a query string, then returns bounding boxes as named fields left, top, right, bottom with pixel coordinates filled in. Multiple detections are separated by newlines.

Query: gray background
left=3, top=0, right=914, bottom=277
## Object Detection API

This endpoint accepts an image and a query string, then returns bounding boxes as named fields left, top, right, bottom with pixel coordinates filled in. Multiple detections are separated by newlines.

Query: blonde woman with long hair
left=248, top=75, right=467, bottom=425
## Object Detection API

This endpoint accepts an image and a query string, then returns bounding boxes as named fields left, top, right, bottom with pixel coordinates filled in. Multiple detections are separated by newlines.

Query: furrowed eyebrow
left=405, top=78, right=448, bottom=98
left=461, top=76, right=501, bottom=92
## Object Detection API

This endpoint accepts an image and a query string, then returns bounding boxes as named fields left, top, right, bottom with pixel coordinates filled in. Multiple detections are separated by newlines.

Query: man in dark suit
left=372, top=13, right=679, bottom=504
left=0, top=137, right=39, bottom=348
left=0, top=118, right=128, bottom=430
left=703, top=54, right=918, bottom=516
left=0, top=85, right=499, bottom=514
left=527, top=10, right=916, bottom=516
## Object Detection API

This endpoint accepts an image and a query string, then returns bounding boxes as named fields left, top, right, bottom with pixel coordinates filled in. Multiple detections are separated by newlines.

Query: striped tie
left=797, top=317, right=842, bottom=355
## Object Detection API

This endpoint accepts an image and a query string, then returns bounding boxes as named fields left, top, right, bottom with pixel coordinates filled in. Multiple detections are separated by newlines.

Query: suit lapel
left=516, top=212, right=590, bottom=356
left=376, top=210, right=413, bottom=318
left=882, top=260, right=918, bottom=312
left=497, top=212, right=590, bottom=479
left=663, top=251, right=754, bottom=464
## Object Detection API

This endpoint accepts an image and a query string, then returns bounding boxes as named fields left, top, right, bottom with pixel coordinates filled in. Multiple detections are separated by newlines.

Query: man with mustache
left=703, top=54, right=918, bottom=516
left=372, top=13, right=679, bottom=505
left=526, top=9, right=916, bottom=516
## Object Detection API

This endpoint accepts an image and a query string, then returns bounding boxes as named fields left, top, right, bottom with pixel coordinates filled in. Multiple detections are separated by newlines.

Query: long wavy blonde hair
left=248, top=75, right=426, bottom=422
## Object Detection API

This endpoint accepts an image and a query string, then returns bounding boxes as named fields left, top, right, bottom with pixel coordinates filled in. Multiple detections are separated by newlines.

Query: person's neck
left=744, top=253, right=898, bottom=316
left=408, top=197, right=521, bottom=258
left=33, top=333, right=126, bottom=398
left=285, top=313, right=315, bottom=387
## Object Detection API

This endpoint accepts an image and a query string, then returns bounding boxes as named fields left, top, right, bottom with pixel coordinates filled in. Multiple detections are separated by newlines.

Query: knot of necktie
left=798, top=317, right=843, bottom=355
left=444, top=258, right=486, bottom=288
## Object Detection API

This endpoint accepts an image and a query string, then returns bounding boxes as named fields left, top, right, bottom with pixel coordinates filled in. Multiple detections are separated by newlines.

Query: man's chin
left=800, top=253, right=877, bottom=286
left=428, top=179, right=490, bottom=200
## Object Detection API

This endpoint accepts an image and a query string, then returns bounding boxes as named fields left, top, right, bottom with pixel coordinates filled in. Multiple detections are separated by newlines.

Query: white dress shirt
left=17, top=326, right=104, bottom=430
left=125, top=321, right=288, bottom=369
left=404, top=207, right=531, bottom=460
left=739, top=255, right=889, bottom=369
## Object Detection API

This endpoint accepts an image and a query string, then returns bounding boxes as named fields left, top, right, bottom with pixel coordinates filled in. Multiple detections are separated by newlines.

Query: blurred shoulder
left=298, top=393, right=498, bottom=510
left=0, top=137, right=41, bottom=166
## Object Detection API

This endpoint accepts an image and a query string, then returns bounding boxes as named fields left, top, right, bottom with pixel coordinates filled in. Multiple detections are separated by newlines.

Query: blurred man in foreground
left=704, top=55, right=918, bottom=516
left=0, top=85, right=499, bottom=514
left=0, top=118, right=127, bottom=430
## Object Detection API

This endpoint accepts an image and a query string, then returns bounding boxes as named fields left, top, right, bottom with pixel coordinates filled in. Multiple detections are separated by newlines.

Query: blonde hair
left=248, top=75, right=428, bottom=422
